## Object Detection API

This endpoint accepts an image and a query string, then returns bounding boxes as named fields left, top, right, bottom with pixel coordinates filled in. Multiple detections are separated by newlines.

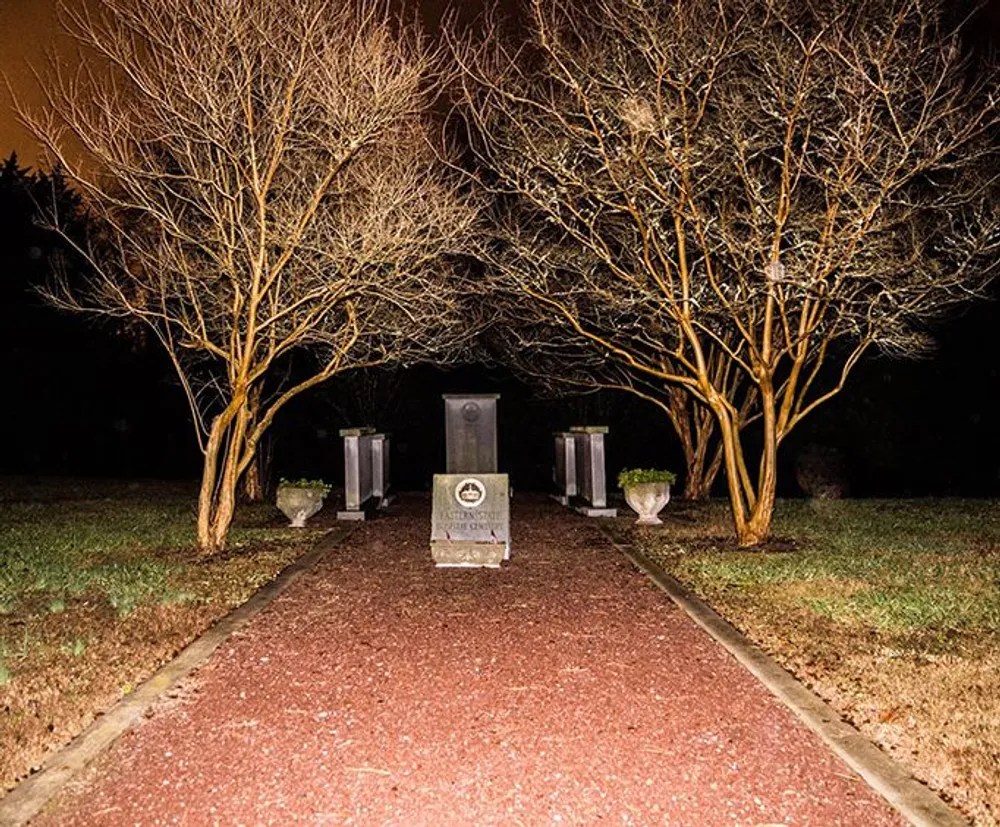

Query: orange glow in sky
left=2, top=0, right=996, bottom=172
left=0, top=0, right=469, bottom=172
left=0, top=0, right=77, bottom=170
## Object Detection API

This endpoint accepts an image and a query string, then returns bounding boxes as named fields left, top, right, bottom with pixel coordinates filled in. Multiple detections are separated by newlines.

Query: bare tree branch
left=22, top=0, right=481, bottom=551
left=459, top=0, right=1000, bottom=544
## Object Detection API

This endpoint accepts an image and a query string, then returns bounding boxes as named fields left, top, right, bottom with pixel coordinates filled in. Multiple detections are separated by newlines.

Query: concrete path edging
left=601, top=531, right=969, bottom=827
left=0, top=527, right=354, bottom=827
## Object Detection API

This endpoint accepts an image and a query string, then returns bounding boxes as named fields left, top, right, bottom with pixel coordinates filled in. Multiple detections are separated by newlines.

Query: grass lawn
left=0, top=477, right=343, bottom=796
left=620, top=497, right=1000, bottom=827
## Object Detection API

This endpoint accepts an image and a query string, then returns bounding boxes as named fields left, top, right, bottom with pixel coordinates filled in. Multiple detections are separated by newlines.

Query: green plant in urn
left=617, top=469, right=676, bottom=525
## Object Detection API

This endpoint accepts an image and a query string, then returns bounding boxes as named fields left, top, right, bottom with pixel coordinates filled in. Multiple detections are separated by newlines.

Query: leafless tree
left=23, top=0, right=480, bottom=552
left=458, top=0, right=1000, bottom=544
left=484, top=286, right=755, bottom=500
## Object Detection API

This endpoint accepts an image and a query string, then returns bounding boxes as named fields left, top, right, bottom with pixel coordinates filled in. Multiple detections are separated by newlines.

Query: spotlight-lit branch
left=458, top=0, right=1000, bottom=544
left=24, top=0, right=479, bottom=552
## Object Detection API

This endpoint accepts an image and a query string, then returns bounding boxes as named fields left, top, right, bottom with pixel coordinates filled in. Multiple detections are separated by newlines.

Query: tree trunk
left=240, top=387, right=268, bottom=502
left=196, top=395, right=251, bottom=554
left=681, top=447, right=723, bottom=501
left=242, top=454, right=266, bottom=502
left=677, top=414, right=724, bottom=501
left=711, top=389, right=778, bottom=548
left=680, top=436, right=711, bottom=500
left=197, top=416, right=226, bottom=553
left=668, top=386, right=722, bottom=501
left=741, top=495, right=775, bottom=546
left=681, top=471, right=711, bottom=501
left=210, top=402, right=250, bottom=550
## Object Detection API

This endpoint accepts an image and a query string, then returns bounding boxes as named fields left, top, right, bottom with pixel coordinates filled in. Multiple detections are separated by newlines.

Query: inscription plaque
left=431, top=473, right=510, bottom=567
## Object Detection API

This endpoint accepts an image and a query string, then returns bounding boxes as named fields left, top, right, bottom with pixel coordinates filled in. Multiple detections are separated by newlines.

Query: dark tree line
left=0, top=152, right=199, bottom=478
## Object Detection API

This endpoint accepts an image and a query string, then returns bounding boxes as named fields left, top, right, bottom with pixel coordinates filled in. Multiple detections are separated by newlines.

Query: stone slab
left=443, top=394, right=499, bottom=474
left=342, top=432, right=374, bottom=511
left=431, top=473, right=510, bottom=565
left=371, top=434, right=390, bottom=499
left=574, top=429, right=609, bottom=508
left=576, top=506, right=618, bottom=518
left=430, top=541, right=505, bottom=568
left=554, top=433, right=578, bottom=499
left=338, top=426, right=376, bottom=437
left=336, top=510, right=368, bottom=521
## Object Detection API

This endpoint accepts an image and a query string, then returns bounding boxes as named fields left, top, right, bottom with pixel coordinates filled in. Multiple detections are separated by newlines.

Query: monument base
left=431, top=541, right=505, bottom=568
left=550, top=493, right=571, bottom=506
left=336, top=509, right=369, bottom=521
left=575, top=505, right=618, bottom=518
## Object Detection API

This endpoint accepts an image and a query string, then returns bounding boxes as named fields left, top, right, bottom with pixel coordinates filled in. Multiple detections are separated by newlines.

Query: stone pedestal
left=551, top=431, right=578, bottom=506
left=337, top=427, right=387, bottom=520
left=570, top=426, right=617, bottom=517
left=371, top=432, right=392, bottom=508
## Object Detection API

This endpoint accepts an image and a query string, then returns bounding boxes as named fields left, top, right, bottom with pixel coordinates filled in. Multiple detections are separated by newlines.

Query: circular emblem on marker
left=455, top=478, right=487, bottom=508
left=461, top=402, right=481, bottom=422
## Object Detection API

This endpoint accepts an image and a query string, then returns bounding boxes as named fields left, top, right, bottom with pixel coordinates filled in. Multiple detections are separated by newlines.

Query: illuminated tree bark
left=459, top=0, right=1000, bottom=544
left=27, top=0, right=479, bottom=552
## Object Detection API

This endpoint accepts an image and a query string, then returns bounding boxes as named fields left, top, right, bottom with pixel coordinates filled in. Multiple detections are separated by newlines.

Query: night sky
left=1, top=0, right=1000, bottom=497
left=0, top=0, right=73, bottom=169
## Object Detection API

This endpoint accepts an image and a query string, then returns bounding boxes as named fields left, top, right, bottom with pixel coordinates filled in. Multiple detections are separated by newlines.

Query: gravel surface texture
left=36, top=495, right=904, bottom=826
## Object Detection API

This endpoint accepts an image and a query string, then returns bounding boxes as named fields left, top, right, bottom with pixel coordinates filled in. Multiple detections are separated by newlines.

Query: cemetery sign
left=431, top=393, right=510, bottom=567
left=430, top=473, right=510, bottom=567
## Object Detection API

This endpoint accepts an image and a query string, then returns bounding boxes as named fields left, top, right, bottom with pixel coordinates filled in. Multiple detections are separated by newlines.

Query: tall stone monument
left=431, top=394, right=510, bottom=567
left=551, top=425, right=617, bottom=517
left=571, top=426, right=616, bottom=517
left=443, top=393, right=499, bottom=473
left=337, top=427, right=393, bottom=520
left=552, top=431, right=578, bottom=506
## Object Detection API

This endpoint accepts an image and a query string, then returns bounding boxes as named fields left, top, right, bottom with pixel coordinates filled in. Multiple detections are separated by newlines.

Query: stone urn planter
left=276, top=479, right=331, bottom=528
left=617, top=469, right=676, bottom=526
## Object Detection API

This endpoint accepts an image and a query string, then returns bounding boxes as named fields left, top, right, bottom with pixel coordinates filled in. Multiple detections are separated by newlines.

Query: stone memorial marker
left=371, top=432, right=392, bottom=508
left=570, top=426, right=617, bottom=517
left=337, top=426, right=387, bottom=520
left=552, top=430, right=578, bottom=506
left=443, top=393, right=499, bottom=474
left=430, top=473, right=510, bottom=567
left=431, top=393, right=511, bottom=566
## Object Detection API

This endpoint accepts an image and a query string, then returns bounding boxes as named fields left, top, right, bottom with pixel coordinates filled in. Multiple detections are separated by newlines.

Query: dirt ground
left=31, top=496, right=903, bottom=826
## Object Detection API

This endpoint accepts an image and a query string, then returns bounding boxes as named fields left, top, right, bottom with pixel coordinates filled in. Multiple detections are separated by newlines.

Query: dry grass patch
left=0, top=478, right=342, bottom=796
left=622, top=498, right=1000, bottom=826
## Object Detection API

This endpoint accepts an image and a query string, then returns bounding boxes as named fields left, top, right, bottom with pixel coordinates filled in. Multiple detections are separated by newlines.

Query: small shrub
left=277, top=478, right=332, bottom=496
left=617, top=468, right=677, bottom=488
left=794, top=443, right=849, bottom=499
left=61, top=639, right=87, bottom=657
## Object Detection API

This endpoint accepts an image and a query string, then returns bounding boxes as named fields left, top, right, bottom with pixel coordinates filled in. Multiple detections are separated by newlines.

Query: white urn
left=623, top=481, right=671, bottom=525
left=276, top=486, right=326, bottom=528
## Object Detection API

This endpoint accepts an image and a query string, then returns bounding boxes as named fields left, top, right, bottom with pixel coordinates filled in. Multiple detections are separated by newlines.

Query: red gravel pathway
left=35, top=496, right=903, bottom=826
